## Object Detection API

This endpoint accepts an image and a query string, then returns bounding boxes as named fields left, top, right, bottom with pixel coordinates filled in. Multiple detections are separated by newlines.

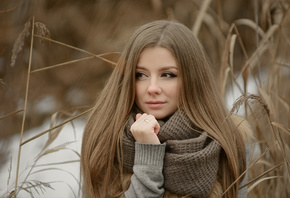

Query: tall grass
left=0, top=0, right=289, bottom=197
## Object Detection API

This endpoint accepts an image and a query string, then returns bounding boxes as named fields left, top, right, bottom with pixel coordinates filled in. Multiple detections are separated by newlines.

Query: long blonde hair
left=81, top=20, right=246, bottom=198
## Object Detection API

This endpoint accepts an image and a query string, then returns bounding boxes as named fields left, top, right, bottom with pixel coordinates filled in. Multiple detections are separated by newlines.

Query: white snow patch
left=0, top=119, right=85, bottom=198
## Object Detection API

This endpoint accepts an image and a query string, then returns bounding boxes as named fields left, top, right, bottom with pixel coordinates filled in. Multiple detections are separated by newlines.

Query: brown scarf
left=122, top=109, right=221, bottom=197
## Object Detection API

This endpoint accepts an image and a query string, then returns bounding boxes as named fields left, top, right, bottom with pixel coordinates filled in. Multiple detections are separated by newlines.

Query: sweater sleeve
left=124, top=142, right=166, bottom=198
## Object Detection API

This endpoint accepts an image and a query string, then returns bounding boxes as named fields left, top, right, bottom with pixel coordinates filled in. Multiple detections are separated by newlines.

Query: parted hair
left=81, top=20, right=247, bottom=198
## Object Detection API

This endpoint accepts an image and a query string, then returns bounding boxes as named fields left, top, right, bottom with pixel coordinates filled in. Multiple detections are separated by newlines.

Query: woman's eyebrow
left=136, top=66, right=178, bottom=70
left=160, top=66, right=178, bottom=70
left=136, top=66, right=146, bottom=69
left=159, top=66, right=178, bottom=72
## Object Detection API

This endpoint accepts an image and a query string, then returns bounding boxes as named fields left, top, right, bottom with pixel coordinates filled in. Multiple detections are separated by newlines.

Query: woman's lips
left=146, top=101, right=165, bottom=109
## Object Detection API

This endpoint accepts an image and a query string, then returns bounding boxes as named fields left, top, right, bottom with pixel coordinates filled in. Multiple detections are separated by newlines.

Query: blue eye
left=161, top=72, right=177, bottom=78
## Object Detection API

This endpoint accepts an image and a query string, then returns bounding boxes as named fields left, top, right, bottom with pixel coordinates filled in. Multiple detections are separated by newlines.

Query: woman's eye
left=135, top=72, right=147, bottom=79
left=161, top=72, right=177, bottom=78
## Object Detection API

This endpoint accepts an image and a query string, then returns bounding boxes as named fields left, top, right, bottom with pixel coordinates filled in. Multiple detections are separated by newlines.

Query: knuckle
left=147, top=115, right=154, bottom=120
left=130, top=124, right=137, bottom=132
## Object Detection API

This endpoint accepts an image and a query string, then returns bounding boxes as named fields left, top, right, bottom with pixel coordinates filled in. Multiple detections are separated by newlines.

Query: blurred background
left=0, top=0, right=289, bottom=197
left=2, top=0, right=289, bottom=138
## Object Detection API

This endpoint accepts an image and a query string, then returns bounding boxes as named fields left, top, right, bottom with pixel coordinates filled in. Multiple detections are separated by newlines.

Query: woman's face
left=135, top=47, right=179, bottom=119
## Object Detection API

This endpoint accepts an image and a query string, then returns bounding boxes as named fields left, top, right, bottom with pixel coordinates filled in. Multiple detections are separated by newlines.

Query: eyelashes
left=161, top=72, right=177, bottom=78
left=135, top=72, right=147, bottom=79
left=135, top=72, right=177, bottom=79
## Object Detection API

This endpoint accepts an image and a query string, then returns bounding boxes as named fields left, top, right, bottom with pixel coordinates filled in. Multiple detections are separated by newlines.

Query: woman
left=81, top=20, right=250, bottom=198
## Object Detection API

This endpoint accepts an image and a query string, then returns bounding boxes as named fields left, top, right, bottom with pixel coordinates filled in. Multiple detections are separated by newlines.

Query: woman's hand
left=130, top=113, right=161, bottom=144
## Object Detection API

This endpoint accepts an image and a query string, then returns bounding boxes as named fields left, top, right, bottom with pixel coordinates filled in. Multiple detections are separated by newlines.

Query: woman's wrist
left=134, top=142, right=166, bottom=166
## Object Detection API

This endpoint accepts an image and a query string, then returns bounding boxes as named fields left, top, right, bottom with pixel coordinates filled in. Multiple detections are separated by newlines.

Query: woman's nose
left=147, top=78, right=161, bottom=95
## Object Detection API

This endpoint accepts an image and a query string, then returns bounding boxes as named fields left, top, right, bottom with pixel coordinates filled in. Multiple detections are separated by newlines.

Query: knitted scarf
left=122, top=109, right=221, bottom=197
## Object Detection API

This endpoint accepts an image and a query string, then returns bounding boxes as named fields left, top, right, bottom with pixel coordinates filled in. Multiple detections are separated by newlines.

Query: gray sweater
left=124, top=142, right=249, bottom=198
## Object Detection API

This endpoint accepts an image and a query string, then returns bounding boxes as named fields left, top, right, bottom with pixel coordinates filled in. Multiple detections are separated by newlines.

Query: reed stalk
left=13, top=16, right=35, bottom=198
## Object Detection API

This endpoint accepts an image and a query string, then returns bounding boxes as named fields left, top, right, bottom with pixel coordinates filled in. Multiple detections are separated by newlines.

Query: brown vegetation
left=0, top=0, right=289, bottom=197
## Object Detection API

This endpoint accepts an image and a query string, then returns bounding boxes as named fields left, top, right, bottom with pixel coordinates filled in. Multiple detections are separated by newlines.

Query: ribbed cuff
left=134, top=142, right=166, bottom=166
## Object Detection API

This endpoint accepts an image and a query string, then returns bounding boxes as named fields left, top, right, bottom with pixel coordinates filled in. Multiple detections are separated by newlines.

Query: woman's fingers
left=154, top=121, right=160, bottom=135
left=136, top=114, right=160, bottom=134
left=136, top=113, right=142, bottom=120
left=130, top=113, right=160, bottom=144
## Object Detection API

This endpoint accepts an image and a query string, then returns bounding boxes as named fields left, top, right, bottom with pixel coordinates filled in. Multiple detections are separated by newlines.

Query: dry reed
left=1, top=0, right=289, bottom=197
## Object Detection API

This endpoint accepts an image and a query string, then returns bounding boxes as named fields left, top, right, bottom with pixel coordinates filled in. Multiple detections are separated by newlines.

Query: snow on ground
left=0, top=119, right=85, bottom=198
